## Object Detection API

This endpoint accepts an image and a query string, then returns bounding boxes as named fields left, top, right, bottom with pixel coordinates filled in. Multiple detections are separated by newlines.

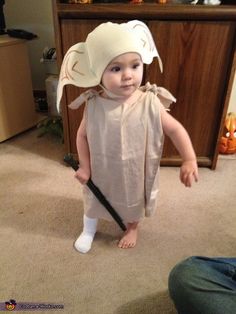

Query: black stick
left=64, top=154, right=127, bottom=231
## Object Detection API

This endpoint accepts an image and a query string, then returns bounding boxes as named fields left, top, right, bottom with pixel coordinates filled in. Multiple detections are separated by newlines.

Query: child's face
left=101, top=52, right=143, bottom=98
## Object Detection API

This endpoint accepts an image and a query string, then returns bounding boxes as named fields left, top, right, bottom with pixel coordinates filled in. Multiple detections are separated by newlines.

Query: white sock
left=74, top=215, right=98, bottom=253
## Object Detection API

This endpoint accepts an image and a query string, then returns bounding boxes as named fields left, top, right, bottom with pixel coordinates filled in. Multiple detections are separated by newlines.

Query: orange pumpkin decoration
left=219, top=112, right=236, bottom=154
left=129, top=0, right=143, bottom=3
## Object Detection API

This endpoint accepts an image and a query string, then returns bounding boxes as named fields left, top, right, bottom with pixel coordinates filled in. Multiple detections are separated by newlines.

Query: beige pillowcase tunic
left=80, top=84, right=175, bottom=223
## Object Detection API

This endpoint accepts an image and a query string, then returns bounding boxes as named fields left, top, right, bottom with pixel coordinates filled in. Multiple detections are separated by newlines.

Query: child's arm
left=75, top=114, right=91, bottom=184
left=160, top=105, right=199, bottom=187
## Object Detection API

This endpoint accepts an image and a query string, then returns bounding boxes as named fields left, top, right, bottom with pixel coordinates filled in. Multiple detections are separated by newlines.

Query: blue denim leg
left=168, top=256, right=236, bottom=314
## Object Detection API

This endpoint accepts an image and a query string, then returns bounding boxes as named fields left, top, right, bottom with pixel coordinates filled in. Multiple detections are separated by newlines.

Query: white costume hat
left=57, top=20, right=163, bottom=110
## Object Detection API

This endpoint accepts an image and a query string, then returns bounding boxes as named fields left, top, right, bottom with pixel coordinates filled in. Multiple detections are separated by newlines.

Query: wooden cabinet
left=52, top=1, right=236, bottom=169
left=0, top=35, right=37, bottom=142
left=148, top=21, right=236, bottom=164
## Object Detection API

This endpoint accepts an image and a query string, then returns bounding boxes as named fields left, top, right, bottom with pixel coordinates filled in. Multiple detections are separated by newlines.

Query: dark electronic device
left=7, top=28, right=37, bottom=40
left=0, top=0, right=6, bottom=35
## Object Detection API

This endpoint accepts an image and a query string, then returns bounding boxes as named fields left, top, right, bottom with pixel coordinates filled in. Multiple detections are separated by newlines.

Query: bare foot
left=118, top=222, right=139, bottom=249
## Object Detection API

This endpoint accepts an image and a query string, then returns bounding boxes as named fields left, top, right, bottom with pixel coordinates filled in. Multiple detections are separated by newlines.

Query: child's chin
left=120, top=87, right=135, bottom=94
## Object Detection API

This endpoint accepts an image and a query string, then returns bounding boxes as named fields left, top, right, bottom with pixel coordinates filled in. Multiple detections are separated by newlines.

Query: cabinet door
left=61, top=20, right=104, bottom=154
left=0, top=39, right=36, bottom=141
left=147, top=21, right=235, bottom=167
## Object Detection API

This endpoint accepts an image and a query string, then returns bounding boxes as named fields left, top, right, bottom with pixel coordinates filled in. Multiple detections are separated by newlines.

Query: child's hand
left=75, top=168, right=90, bottom=185
left=180, top=160, right=198, bottom=187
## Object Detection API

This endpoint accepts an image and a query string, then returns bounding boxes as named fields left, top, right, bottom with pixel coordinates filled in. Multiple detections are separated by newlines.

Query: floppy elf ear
left=57, top=42, right=97, bottom=112
left=127, top=20, right=163, bottom=72
left=57, top=43, right=85, bottom=112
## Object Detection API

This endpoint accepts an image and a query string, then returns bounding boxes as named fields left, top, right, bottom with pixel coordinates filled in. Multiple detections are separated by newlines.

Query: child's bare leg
left=118, top=221, right=139, bottom=249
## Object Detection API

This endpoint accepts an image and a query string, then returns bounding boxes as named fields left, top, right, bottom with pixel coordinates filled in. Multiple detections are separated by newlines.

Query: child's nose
left=122, top=69, right=132, bottom=80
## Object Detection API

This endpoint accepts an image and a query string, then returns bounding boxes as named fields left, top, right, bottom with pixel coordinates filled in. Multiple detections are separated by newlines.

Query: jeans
left=168, top=256, right=236, bottom=314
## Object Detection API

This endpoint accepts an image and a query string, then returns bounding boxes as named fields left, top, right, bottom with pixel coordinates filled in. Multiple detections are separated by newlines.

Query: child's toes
left=129, top=242, right=135, bottom=248
left=118, top=239, right=127, bottom=248
left=118, top=239, right=124, bottom=248
left=121, top=241, right=128, bottom=249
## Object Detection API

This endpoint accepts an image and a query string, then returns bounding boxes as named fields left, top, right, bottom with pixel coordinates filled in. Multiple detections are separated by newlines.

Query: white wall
left=4, top=0, right=55, bottom=90
left=228, top=72, right=236, bottom=113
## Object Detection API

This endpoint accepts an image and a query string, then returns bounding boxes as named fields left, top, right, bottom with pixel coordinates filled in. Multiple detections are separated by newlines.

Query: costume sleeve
left=140, top=82, right=176, bottom=110
left=68, top=89, right=99, bottom=109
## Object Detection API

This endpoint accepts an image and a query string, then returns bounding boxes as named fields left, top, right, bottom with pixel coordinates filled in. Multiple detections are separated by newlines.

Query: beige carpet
left=0, top=128, right=235, bottom=314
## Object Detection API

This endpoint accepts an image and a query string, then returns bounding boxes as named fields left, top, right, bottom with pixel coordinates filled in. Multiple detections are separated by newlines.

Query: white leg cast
left=74, top=215, right=98, bottom=253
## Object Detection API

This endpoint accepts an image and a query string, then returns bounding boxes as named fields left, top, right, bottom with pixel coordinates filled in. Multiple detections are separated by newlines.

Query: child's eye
left=133, top=63, right=140, bottom=69
left=111, top=66, right=121, bottom=72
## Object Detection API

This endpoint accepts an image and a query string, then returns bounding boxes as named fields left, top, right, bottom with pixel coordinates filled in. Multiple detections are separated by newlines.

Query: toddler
left=57, top=20, right=198, bottom=253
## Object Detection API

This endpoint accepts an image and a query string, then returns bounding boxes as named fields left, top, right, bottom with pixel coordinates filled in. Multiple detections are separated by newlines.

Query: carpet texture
left=0, top=128, right=235, bottom=314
